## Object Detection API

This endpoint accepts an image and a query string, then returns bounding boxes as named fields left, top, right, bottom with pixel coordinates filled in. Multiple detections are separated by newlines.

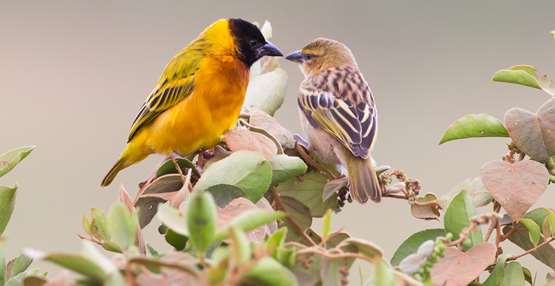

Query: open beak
left=257, top=41, right=283, bottom=58
left=285, top=50, right=305, bottom=63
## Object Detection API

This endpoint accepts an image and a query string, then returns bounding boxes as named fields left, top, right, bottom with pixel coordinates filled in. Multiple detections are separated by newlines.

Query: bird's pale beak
left=285, top=50, right=305, bottom=63
left=257, top=41, right=283, bottom=58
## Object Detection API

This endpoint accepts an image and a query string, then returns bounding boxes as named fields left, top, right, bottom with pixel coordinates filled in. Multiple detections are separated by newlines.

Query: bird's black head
left=229, top=18, right=283, bottom=67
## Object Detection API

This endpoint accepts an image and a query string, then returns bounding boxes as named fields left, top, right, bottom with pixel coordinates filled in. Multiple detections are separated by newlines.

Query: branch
left=507, top=237, right=555, bottom=261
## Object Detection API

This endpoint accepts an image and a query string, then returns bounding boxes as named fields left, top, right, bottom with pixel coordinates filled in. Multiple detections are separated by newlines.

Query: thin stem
left=508, top=237, right=555, bottom=261
left=239, top=119, right=284, bottom=154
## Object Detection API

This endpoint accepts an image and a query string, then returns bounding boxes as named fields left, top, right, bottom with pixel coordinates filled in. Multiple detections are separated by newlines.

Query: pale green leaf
left=239, top=257, right=298, bottom=286
left=391, top=229, right=445, bottom=266
left=439, top=114, right=508, bottom=144
left=0, top=146, right=34, bottom=178
left=519, top=218, right=541, bottom=246
left=501, top=262, right=525, bottom=286
left=106, top=203, right=137, bottom=251
left=157, top=204, right=188, bottom=236
left=195, top=151, right=272, bottom=203
left=186, top=191, right=217, bottom=253
left=0, top=185, right=17, bottom=235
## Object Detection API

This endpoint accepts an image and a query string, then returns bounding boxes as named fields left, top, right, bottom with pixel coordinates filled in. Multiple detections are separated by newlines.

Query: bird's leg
left=294, top=141, right=338, bottom=179
left=169, top=153, right=186, bottom=184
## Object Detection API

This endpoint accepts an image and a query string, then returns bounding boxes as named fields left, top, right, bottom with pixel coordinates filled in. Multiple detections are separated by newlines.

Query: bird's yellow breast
left=141, top=56, right=249, bottom=155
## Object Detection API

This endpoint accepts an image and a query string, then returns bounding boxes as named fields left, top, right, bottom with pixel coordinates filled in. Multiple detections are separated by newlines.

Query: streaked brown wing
left=298, top=66, right=377, bottom=159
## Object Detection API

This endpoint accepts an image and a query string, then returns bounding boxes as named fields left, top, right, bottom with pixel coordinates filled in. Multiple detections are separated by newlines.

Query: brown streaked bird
left=286, top=38, right=381, bottom=203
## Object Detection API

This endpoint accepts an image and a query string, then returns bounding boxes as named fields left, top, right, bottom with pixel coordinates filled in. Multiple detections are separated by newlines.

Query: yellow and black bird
left=101, top=18, right=283, bottom=187
left=286, top=38, right=381, bottom=203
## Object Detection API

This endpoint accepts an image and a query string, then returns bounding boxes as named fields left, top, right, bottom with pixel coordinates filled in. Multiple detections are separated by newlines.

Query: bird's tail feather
left=346, top=157, right=381, bottom=203
left=101, top=158, right=127, bottom=187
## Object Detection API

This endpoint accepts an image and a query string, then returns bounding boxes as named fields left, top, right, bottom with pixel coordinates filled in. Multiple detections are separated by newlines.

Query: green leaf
left=155, top=157, right=197, bottom=177
left=195, top=151, right=272, bottom=203
left=89, top=208, right=109, bottom=241
left=164, top=229, right=187, bottom=251
left=0, top=146, right=34, bottom=178
left=206, top=184, right=245, bottom=208
left=26, top=251, right=107, bottom=282
left=543, top=209, right=555, bottom=238
left=372, top=260, right=395, bottom=286
left=157, top=204, right=188, bottom=236
left=239, top=257, right=299, bottom=286
left=0, top=185, right=17, bottom=235
left=391, top=229, right=445, bottom=266
left=519, top=218, right=541, bottom=246
left=106, top=203, right=137, bottom=251
left=275, top=171, right=336, bottom=217
left=439, top=114, right=508, bottom=144
left=266, top=227, right=287, bottom=256
left=483, top=255, right=507, bottom=286
left=186, top=191, right=217, bottom=253
left=270, top=155, right=307, bottom=185
left=501, top=262, right=525, bottom=286
left=0, top=241, right=5, bottom=285
left=214, top=210, right=285, bottom=242
left=444, top=191, right=482, bottom=249
left=230, top=226, right=251, bottom=264
left=493, top=65, right=541, bottom=89
left=6, top=254, right=33, bottom=279
left=492, top=65, right=555, bottom=96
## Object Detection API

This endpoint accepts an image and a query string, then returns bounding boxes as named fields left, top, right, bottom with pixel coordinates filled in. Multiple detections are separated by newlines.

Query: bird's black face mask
left=229, top=18, right=283, bottom=67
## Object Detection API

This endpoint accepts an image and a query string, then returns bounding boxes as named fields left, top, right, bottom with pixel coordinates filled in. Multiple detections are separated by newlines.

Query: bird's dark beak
left=285, top=50, right=305, bottom=63
left=257, top=41, right=283, bottom=58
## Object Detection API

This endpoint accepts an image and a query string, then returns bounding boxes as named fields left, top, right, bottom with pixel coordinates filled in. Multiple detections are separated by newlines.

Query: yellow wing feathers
left=128, top=41, right=204, bottom=142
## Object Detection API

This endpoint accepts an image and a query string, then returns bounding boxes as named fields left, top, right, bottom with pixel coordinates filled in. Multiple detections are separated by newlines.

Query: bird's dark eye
left=304, top=54, right=315, bottom=60
left=249, top=39, right=259, bottom=48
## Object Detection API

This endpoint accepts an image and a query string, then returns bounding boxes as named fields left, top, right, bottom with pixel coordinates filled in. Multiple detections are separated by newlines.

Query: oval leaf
left=391, top=229, right=445, bottom=266
left=186, top=192, right=217, bottom=253
left=270, top=155, right=307, bottom=185
left=0, top=146, right=34, bottom=178
left=106, top=203, right=137, bottom=251
left=519, top=218, right=541, bottom=246
left=195, top=151, right=272, bottom=203
left=444, top=191, right=482, bottom=249
left=239, top=257, right=299, bottom=286
left=157, top=204, right=188, bottom=236
left=0, top=186, right=16, bottom=235
left=501, top=262, right=525, bottom=286
left=275, top=172, right=336, bottom=217
left=439, top=114, right=508, bottom=144
left=493, top=65, right=554, bottom=96
left=214, top=209, right=284, bottom=242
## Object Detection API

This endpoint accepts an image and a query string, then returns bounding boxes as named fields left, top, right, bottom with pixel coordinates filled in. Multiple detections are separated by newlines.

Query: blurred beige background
left=1, top=0, right=555, bottom=283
